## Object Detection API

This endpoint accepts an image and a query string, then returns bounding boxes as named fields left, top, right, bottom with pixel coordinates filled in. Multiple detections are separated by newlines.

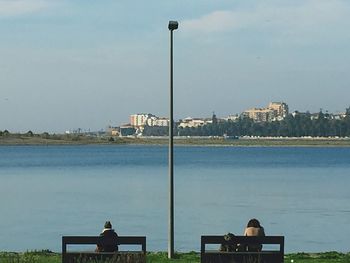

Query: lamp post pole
left=168, top=20, right=178, bottom=259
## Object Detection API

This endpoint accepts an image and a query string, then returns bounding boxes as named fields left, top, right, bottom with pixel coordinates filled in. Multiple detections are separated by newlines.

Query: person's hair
left=247, top=218, right=261, bottom=228
left=104, top=221, right=112, bottom=229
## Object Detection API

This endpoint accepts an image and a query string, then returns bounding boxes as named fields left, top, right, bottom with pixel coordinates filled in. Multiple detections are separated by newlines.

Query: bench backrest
left=62, top=236, right=146, bottom=263
left=201, top=235, right=284, bottom=263
left=62, top=236, right=146, bottom=253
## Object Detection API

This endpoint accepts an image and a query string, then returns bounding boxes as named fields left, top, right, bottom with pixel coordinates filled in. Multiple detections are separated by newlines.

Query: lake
left=0, top=145, right=349, bottom=252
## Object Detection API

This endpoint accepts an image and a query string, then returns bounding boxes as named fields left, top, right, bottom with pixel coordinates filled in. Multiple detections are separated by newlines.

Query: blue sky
left=1, top=0, right=349, bottom=132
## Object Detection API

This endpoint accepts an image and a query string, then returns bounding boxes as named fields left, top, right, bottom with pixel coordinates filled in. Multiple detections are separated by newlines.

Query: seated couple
left=220, top=218, right=265, bottom=252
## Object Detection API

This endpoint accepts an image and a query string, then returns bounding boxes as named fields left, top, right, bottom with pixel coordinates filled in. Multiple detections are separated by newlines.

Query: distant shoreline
left=1, top=135, right=350, bottom=147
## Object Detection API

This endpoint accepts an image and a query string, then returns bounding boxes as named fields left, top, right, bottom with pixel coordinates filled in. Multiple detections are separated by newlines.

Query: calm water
left=0, top=145, right=349, bottom=252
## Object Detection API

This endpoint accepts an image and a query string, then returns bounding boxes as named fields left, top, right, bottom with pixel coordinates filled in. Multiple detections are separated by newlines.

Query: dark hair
left=104, top=221, right=112, bottom=229
left=247, top=218, right=261, bottom=228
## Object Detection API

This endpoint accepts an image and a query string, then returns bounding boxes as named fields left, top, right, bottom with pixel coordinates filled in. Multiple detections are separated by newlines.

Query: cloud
left=0, top=0, right=52, bottom=17
left=181, top=0, right=350, bottom=43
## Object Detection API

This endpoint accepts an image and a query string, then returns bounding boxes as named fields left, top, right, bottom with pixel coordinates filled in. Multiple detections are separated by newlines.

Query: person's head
left=247, top=218, right=261, bottom=228
left=224, top=232, right=235, bottom=241
left=104, top=221, right=112, bottom=229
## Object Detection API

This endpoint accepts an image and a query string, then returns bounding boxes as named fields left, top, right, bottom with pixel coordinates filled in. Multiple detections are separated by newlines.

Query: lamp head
left=168, top=21, right=178, bottom=31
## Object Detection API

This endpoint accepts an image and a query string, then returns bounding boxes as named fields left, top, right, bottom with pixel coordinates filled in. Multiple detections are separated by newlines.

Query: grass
left=0, top=251, right=60, bottom=263
left=1, top=251, right=350, bottom=263
left=1, top=133, right=350, bottom=147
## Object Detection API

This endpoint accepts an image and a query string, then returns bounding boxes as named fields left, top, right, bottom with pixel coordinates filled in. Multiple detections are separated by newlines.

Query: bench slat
left=62, top=236, right=146, bottom=246
left=202, top=235, right=284, bottom=245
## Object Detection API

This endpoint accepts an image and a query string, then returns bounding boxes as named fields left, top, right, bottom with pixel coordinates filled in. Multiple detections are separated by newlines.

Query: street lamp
left=168, top=20, right=178, bottom=259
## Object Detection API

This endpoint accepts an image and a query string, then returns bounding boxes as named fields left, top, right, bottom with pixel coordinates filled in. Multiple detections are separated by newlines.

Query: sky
left=0, top=0, right=349, bottom=133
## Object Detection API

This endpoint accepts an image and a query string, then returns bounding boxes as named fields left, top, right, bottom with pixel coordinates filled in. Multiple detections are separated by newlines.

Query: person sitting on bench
left=96, top=221, right=119, bottom=252
left=243, top=218, right=265, bottom=252
left=220, top=232, right=237, bottom=252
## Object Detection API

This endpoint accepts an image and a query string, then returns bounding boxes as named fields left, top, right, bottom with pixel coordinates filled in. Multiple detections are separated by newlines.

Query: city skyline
left=1, top=0, right=350, bottom=133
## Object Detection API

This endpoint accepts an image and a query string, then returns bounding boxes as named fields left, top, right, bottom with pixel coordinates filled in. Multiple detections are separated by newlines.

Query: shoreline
left=1, top=136, right=350, bottom=147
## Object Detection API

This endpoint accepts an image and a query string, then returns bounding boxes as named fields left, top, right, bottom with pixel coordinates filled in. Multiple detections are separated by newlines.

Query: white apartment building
left=130, top=113, right=158, bottom=127
left=226, top=114, right=240, bottom=122
left=130, top=113, right=169, bottom=127
left=178, top=117, right=206, bottom=128
left=154, top=118, right=169, bottom=127
left=146, top=116, right=169, bottom=127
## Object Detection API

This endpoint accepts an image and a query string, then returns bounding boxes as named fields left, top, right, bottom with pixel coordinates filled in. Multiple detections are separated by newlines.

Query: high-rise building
left=268, top=102, right=289, bottom=120
left=242, top=102, right=289, bottom=122
left=242, top=108, right=275, bottom=122
left=130, top=113, right=154, bottom=127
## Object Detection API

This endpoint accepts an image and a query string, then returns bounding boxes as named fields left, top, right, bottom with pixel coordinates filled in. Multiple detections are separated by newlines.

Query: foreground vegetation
left=1, top=251, right=350, bottom=263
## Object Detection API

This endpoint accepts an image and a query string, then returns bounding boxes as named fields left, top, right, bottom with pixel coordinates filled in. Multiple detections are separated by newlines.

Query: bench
left=62, top=235, right=146, bottom=263
left=201, top=235, right=284, bottom=263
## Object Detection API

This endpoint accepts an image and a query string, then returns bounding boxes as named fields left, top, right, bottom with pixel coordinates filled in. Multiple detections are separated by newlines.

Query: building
left=119, top=125, right=136, bottom=136
left=242, top=108, right=275, bottom=122
left=242, top=102, right=289, bottom=122
left=146, top=116, right=169, bottom=127
left=107, top=126, right=120, bottom=136
left=226, top=114, right=240, bottom=122
left=130, top=113, right=155, bottom=127
left=154, top=118, right=169, bottom=127
left=130, top=113, right=169, bottom=128
left=268, top=102, right=289, bottom=120
left=178, top=117, right=206, bottom=128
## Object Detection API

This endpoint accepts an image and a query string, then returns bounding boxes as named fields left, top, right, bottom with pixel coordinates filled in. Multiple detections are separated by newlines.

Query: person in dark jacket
left=96, top=221, right=119, bottom=252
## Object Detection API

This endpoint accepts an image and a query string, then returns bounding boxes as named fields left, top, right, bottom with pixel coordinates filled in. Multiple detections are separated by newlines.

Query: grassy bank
left=1, top=251, right=350, bottom=263
left=1, top=133, right=350, bottom=147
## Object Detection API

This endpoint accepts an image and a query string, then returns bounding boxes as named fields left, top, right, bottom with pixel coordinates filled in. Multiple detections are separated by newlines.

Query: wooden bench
left=201, top=235, right=284, bottom=263
left=62, top=235, right=146, bottom=263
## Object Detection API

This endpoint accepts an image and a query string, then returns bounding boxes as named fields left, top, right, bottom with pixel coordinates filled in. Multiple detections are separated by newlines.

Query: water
left=0, top=145, right=349, bottom=253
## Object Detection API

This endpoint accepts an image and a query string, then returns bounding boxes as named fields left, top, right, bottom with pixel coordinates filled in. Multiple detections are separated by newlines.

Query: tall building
left=268, top=102, right=289, bottom=120
left=130, top=113, right=155, bottom=127
left=242, top=108, right=275, bottom=122
left=242, top=102, right=289, bottom=122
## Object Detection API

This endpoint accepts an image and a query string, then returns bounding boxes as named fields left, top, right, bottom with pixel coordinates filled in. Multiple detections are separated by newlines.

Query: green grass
left=1, top=133, right=350, bottom=147
left=285, top=252, right=350, bottom=263
left=0, top=251, right=60, bottom=263
left=147, top=251, right=200, bottom=262
left=1, top=251, right=350, bottom=263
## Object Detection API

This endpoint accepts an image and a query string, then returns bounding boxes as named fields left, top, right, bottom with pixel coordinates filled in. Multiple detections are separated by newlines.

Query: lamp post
left=168, top=20, right=178, bottom=259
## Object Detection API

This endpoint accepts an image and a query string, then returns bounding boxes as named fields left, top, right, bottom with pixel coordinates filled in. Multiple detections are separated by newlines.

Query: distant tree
left=26, top=130, right=34, bottom=137
left=343, top=107, right=350, bottom=136
left=212, top=112, right=218, bottom=125
left=41, top=132, right=50, bottom=139
left=174, top=107, right=350, bottom=138
left=3, top=130, right=10, bottom=136
left=142, top=126, right=168, bottom=136
left=346, top=107, right=350, bottom=117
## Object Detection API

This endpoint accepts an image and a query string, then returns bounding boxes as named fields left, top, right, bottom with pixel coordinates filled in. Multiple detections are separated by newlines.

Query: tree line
left=178, top=109, right=350, bottom=137
left=143, top=108, right=350, bottom=137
